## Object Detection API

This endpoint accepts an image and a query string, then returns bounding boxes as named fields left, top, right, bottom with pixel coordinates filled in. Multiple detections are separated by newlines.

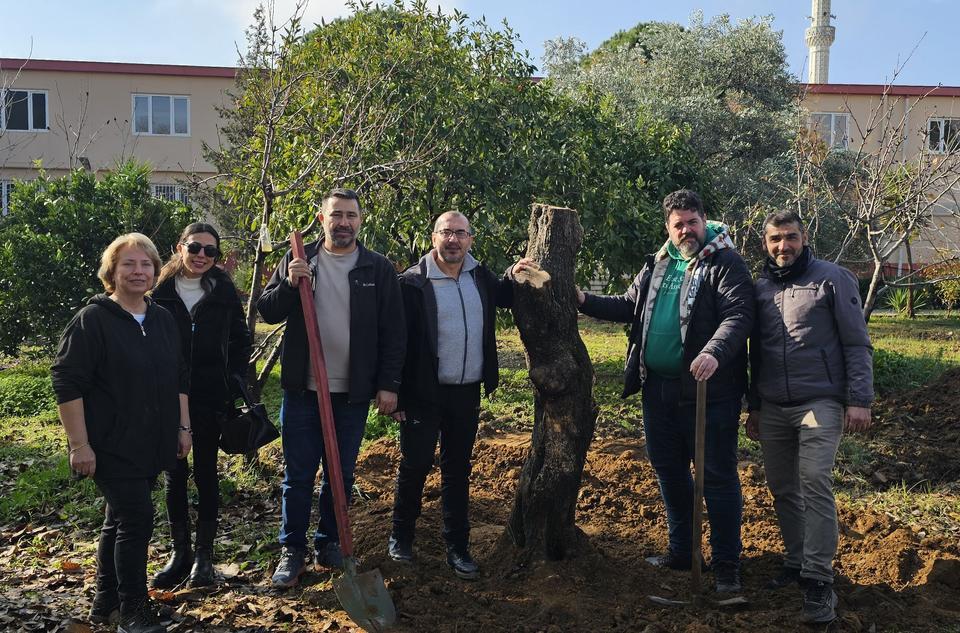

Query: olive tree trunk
left=505, top=204, right=597, bottom=561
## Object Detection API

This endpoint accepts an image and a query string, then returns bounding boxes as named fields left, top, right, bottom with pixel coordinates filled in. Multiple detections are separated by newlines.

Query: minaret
left=805, top=0, right=836, bottom=83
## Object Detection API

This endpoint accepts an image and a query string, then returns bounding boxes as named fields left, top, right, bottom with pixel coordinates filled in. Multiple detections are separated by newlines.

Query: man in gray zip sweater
left=746, top=210, right=873, bottom=625
left=388, top=211, right=535, bottom=579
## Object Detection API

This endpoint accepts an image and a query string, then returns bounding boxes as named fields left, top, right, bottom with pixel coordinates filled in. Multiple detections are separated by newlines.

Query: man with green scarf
left=577, top=189, right=754, bottom=593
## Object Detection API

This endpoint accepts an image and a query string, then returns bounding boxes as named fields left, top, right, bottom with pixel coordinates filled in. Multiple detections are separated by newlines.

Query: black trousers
left=164, top=405, right=221, bottom=523
left=392, top=383, right=481, bottom=550
left=94, top=476, right=155, bottom=608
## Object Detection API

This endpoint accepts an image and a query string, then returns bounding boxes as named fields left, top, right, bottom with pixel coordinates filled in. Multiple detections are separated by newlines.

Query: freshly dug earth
left=8, top=420, right=960, bottom=631
left=344, top=433, right=960, bottom=633
left=866, top=367, right=960, bottom=485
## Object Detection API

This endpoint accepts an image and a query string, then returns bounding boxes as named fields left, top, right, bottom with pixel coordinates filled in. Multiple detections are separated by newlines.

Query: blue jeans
left=641, top=373, right=743, bottom=564
left=279, top=390, right=368, bottom=550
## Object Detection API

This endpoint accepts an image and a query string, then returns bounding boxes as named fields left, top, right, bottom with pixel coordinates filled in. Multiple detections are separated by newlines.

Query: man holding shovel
left=577, top=189, right=754, bottom=593
left=258, top=188, right=405, bottom=588
left=746, top=210, right=873, bottom=624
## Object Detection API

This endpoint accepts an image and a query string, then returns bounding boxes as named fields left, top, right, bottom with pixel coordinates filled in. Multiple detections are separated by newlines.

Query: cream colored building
left=802, top=83, right=960, bottom=268
left=0, top=58, right=235, bottom=215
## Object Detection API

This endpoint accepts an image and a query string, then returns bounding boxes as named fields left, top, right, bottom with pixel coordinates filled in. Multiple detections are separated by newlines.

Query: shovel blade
left=647, top=595, right=690, bottom=606
left=334, top=566, right=396, bottom=632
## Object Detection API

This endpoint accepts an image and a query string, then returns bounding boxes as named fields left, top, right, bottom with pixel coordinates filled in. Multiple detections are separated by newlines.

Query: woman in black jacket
left=53, top=232, right=190, bottom=633
left=151, top=223, right=251, bottom=588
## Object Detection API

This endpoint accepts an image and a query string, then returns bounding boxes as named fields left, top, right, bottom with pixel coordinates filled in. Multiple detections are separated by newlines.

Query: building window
left=928, top=118, right=960, bottom=154
left=1, top=90, right=48, bottom=131
left=133, top=94, right=190, bottom=136
left=810, top=112, right=849, bottom=149
left=151, top=183, right=190, bottom=205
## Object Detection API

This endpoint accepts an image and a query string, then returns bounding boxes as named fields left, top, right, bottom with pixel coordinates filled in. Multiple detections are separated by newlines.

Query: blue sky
left=1, top=0, right=957, bottom=86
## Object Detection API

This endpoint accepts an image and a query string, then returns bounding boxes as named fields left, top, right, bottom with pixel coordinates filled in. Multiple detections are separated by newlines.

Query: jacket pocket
left=820, top=349, right=834, bottom=384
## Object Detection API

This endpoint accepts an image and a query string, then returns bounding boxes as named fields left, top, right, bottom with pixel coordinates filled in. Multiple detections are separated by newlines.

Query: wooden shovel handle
left=291, top=231, right=354, bottom=557
left=691, top=379, right=707, bottom=594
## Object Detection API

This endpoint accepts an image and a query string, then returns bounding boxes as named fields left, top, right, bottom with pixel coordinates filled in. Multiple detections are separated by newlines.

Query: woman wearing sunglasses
left=151, top=222, right=251, bottom=588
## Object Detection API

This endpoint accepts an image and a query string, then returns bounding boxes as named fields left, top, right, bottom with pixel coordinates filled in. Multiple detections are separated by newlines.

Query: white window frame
left=0, top=89, right=49, bottom=132
left=927, top=117, right=960, bottom=154
left=151, top=183, right=190, bottom=205
left=810, top=111, right=849, bottom=149
left=132, top=94, right=191, bottom=137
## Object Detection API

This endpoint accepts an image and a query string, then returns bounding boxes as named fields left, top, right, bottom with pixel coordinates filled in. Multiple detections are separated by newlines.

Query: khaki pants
left=759, top=399, right=843, bottom=583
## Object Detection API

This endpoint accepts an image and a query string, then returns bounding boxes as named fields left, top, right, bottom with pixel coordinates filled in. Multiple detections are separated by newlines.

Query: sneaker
left=314, top=541, right=345, bottom=570
left=446, top=547, right=479, bottom=580
left=387, top=535, right=414, bottom=563
left=645, top=551, right=708, bottom=571
left=713, top=561, right=742, bottom=593
left=801, top=580, right=838, bottom=624
left=271, top=546, right=307, bottom=588
left=117, top=597, right=166, bottom=633
left=88, top=592, right=120, bottom=625
left=765, top=566, right=802, bottom=590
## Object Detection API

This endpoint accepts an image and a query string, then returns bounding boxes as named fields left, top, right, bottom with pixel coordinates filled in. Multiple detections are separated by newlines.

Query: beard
left=437, top=244, right=465, bottom=264
left=678, top=236, right=702, bottom=258
left=330, top=228, right=355, bottom=249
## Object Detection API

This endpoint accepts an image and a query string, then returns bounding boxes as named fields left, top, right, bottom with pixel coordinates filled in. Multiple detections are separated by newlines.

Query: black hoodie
left=51, top=295, right=189, bottom=479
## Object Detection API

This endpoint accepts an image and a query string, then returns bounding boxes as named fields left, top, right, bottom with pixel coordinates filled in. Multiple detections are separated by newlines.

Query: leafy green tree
left=0, top=163, right=196, bottom=355
left=206, top=0, right=704, bottom=326
left=544, top=12, right=797, bottom=220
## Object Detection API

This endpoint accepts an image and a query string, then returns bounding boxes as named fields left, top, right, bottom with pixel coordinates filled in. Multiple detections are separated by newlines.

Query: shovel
left=291, top=231, right=397, bottom=631
left=647, top=380, right=748, bottom=609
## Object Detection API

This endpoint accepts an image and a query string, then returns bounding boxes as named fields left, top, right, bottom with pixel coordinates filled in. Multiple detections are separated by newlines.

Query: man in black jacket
left=257, top=188, right=405, bottom=588
left=577, top=190, right=754, bottom=592
left=387, top=211, right=535, bottom=580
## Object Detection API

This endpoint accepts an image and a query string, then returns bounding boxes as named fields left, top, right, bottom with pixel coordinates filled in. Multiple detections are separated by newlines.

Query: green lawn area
left=1, top=315, right=958, bottom=546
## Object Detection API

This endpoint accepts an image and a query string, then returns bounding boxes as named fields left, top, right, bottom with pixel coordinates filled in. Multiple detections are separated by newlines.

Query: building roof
left=0, top=58, right=236, bottom=79
left=804, top=83, right=960, bottom=97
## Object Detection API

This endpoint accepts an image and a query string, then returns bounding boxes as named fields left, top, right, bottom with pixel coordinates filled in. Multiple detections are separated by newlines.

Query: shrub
left=0, top=163, right=198, bottom=355
left=883, top=286, right=929, bottom=316
left=924, top=260, right=960, bottom=312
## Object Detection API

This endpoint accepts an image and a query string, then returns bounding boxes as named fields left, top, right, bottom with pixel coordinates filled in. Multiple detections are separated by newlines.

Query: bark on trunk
left=505, top=205, right=597, bottom=561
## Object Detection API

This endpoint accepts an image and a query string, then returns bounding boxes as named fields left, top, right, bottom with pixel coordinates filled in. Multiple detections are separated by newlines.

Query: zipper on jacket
left=456, top=279, right=468, bottom=384
left=820, top=349, right=834, bottom=384
left=779, top=283, right=792, bottom=401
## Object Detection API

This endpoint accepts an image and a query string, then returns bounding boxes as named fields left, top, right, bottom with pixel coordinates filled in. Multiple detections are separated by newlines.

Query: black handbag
left=219, top=379, right=279, bottom=454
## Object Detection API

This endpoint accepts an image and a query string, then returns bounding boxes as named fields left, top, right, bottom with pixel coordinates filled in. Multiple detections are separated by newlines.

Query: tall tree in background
left=544, top=12, right=796, bottom=220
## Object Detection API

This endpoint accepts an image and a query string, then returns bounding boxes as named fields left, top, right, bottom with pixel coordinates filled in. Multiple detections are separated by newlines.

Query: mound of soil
left=866, top=367, right=960, bottom=485
left=333, top=431, right=960, bottom=633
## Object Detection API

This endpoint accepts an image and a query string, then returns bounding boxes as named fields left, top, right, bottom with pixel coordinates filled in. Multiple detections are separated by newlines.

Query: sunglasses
left=183, top=242, right=220, bottom=258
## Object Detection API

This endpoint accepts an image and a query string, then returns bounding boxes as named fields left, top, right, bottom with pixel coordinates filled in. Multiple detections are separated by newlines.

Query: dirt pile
left=866, top=367, right=960, bottom=485
left=339, top=431, right=960, bottom=633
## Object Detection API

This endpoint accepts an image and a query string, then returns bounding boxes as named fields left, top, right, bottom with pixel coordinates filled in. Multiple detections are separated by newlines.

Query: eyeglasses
left=433, top=229, right=473, bottom=240
left=183, top=242, right=220, bottom=258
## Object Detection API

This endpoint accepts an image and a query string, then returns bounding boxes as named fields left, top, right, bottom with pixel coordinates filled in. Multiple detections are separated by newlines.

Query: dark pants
left=641, top=373, right=743, bottom=565
left=94, top=476, right=155, bottom=608
left=165, top=404, right=221, bottom=523
left=392, top=383, right=481, bottom=550
left=278, top=390, right=368, bottom=550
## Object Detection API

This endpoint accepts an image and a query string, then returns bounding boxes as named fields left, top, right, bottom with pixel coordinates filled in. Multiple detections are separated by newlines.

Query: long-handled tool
left=291, top=231, right=396, bottom=631
left=648, top=380, right=747, bottom=608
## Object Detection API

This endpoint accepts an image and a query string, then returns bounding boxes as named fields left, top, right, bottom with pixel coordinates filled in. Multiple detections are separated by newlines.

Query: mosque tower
left=805, top=0, right=836, bottom=83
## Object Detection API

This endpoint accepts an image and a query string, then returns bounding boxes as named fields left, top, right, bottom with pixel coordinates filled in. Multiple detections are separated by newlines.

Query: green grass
left=2, top=315, right=959, bottom=541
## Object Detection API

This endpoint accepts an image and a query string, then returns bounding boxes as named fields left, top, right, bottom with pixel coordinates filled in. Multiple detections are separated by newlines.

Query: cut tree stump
left=505, top=204, right=597, bottom=561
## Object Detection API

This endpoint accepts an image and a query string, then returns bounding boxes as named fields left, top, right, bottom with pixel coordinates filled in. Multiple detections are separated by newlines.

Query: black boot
left=189, top=520, right=217, bottom=587
left=118, top=596, right=165, bottom=633
left=151, top=521, right=191, bottom=589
